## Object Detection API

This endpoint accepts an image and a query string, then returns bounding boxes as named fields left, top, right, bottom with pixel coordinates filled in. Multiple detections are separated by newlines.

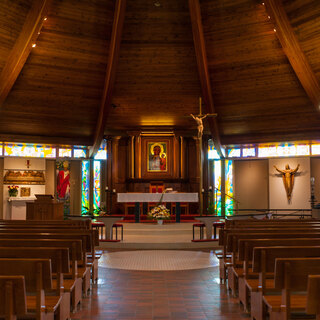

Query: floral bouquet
left=8, top=185, right=19, bottom=197
left=147, top=205, right=171, bottom=221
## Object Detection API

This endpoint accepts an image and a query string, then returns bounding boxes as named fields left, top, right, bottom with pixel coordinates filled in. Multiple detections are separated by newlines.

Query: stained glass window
left=93, top=161, right=101, bottom=212
left=4, top=143, right=56, bottom=158
left=74, top=148, right=87, bottom=158
left=214, top=160, right=222, bottom=216
left=0, top=144, right=2, bottom=156
left=258, top=144, right=310, bottom=157
left=208, top=145, right=220, bottom=159
left=227, top=148, right=241, bottom=158
left=242, top=148, right=255, bottom=157
left=311, top=144, right=320, bottom=155
left=225, top=160, right=233, bottom=216
left=81, top=160, right=90, bottom=214
left=59, top=148, right=72, bottom=158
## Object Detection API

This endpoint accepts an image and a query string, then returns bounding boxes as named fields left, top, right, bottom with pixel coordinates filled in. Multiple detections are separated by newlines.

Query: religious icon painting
left=147, top=142, right=167, bottom=172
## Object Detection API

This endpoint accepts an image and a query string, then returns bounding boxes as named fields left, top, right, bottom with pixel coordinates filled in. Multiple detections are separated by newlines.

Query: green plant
left=82, top=206, right=107, bottom=217
left=207, top=202, right=215, bottom=215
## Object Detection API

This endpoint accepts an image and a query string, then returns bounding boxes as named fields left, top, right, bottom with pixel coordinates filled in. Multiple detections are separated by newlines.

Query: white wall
left=234, top=159, right=269, bottom=209
left=3, top=158, right=46, bottom=219
left=269, top=157, right=310, bottom=209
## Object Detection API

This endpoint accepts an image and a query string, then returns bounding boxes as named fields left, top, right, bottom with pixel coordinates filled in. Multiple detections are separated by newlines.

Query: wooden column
left=194, top=136, right=203, bottom=215
left=173, top=134, right=180, bottom=178
left=202, top=137, right=209, bottom=214
left=180, top=136, right=186, bottom=179
left=133, top=132, right=141, bottom=179
left=128, top=135, right=135, bottom=179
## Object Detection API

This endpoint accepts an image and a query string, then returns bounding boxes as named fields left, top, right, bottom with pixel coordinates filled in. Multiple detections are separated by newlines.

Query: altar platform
left=98, top=222, right=222, bottom=250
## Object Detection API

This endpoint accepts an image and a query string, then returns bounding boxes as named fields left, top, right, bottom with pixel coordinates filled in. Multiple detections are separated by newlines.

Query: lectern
left=26, top=194, right=64, bottom=220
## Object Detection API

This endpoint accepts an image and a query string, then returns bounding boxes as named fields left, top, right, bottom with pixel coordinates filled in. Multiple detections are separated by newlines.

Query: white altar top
left=117, top=193, right=198, bottom=203
left=7, top=197, right=36, bottom=220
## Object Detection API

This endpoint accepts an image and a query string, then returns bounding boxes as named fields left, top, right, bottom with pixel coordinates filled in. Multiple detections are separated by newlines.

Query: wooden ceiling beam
left=265, top=0, right=320, bottom=110
left=0, top=0, right=51, bottom=108
left=89, top=0, right=126, bottom=158
left=188, top=0, right=224, bottom=158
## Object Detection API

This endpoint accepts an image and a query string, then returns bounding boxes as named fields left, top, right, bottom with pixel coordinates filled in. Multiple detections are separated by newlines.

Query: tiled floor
left=99, top=250, right=218, bottom=271
left=71, top=250, right=250, bottom=320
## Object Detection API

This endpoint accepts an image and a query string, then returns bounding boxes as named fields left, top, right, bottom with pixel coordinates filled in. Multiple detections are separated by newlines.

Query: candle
left=209, top=186, right=212, bottom=191
left=202, top=188, right=204, bottom=193
left=113, top=189, right=116, bottom=193
left=105, top=186, right=109, bottom=191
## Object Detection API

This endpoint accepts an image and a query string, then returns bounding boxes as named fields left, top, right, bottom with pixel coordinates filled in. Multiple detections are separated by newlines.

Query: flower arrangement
left=147, top=205, right=170, bottom=221
left=8, top=185, right=19, bottom=197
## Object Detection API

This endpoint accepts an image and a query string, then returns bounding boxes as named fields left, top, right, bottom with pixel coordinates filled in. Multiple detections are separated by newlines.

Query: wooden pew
left=0, top=276, right=28, bottom=320
left=0, top=227, right=99, bottom=284
left=0, top=233, right=91, bottom=295
left=306, top=275, right=320, bottom=320
left=263, top=257, right=320, bottom=320
left=0, top=247, right=73, bottom=317
left=237, top=238, right=320, bottom=313
left=218, top=226, right=320, bottom=283
left=0, top=258, right=63, bottom=320
left=225, top=232, right=320, bottom=296
left=248, top=246, right=320, bottom=320
left=0, top=239, right=83, bottom=311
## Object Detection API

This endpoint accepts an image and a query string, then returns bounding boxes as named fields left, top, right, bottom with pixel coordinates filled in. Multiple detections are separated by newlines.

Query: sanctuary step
left=98, top=222, right=222, bottom=250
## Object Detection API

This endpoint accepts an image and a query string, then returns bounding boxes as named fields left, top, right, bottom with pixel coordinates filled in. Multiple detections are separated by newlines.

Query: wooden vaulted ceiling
left=0, top=0, right=320, bottom=153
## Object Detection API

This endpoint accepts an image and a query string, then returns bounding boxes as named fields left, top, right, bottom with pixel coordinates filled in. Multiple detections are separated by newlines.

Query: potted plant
left=8, top=185, right=19, bottom=197
left=147, top=205, right=171, bottom=224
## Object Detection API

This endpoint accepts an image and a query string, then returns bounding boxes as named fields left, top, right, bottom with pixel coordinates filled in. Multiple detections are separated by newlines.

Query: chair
left=193, top=223, right=205, bottom=240
left=112, top=223, right=123, bottom=240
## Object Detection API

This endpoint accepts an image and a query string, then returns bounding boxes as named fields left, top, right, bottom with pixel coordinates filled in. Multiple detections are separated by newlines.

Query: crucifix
left=190, top=97, right=217, bottom=139
left=190, top=97, right=218, bottom=215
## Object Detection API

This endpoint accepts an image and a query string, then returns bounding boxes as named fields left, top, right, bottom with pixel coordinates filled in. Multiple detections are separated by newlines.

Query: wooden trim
left=188, top=0, right=223, bottom=158
left=265, top=0, right=320, bottom=109
left=0, top=0, right=51, bottom=108
left=89, top=0, right=126, bottom=158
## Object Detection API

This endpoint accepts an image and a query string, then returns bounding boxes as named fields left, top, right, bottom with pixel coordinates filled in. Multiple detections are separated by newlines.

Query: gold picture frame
left=147, top=142, right=167, bottom=172
left=20, top=187, right=31, bottom=197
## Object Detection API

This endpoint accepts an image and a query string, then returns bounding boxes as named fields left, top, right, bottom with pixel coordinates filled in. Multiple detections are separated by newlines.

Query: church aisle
left=71, top=250, right=250, bottom=320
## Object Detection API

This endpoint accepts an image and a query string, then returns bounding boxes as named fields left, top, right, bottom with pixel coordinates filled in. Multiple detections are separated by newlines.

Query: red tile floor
left=71, top=250, right=250, bottom=320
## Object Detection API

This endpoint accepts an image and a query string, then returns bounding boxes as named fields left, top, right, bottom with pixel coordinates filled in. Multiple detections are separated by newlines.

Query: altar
left=117, top=192, right=198, bottom=222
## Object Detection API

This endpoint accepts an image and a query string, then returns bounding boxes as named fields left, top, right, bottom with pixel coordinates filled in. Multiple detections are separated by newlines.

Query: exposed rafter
left=188, top=0, right=223, bottom=158
left=265, top=0, right=320, bottom=110
left=0, top=0, right=51, bottom=108
left=89, top=0, right=126, bottom=158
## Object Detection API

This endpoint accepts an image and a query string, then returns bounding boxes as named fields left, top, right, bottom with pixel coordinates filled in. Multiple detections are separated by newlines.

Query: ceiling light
left=154, top=1, right=161, bottom=7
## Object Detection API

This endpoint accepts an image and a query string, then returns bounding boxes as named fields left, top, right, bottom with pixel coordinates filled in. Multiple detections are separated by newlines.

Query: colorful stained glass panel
left=59, top=148, right=72, bottom=158
left=227, top=149, right=241, bottom=158
left=311, top=144, right=320, bottom=155
left=93, top=161, right=101, bottom=212
left=81, top=160, right=90, bottom=214
left=4, top=143, right=56, bottom=158
left=214, top=160, right=222, bottom=216
left=225, top=160, right=234, bottom=216
left=74, top=148, right=87, bottom=158
left=242, top=148, right=255, bottom=157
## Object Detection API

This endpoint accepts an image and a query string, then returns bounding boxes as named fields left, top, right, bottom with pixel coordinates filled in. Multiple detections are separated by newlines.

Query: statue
left=274, top=164, right=300, bottom=202
left=190, top=97, right=217, bottom=139
left=190, top=113, right=209, bottom=138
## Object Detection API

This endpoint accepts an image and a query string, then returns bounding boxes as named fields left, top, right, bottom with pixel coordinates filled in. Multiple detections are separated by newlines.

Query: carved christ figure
left=274, top=164, right=300, bottom=201
left=190, top=113, right=217, bottom=138
left=190, top=113, right=208, bottom=138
